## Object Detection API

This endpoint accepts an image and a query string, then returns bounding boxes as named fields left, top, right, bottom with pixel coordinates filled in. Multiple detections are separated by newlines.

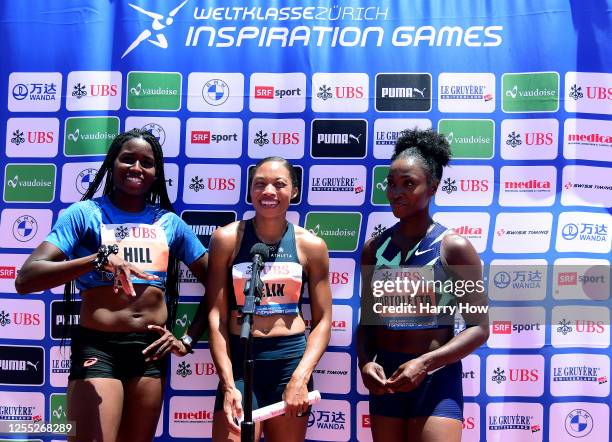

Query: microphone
left=240, top=243, right=270, bottom=340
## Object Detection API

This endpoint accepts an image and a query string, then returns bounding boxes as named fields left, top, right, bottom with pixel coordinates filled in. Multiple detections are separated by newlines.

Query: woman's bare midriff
left=79, top=284, right=168, bottom=332
left=228, top=310, right=306, bottom=337
left=375, top=327, right=454, bottom=355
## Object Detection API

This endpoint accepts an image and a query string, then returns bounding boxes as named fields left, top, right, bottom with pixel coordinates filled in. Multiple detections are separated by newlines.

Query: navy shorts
left=368, top=351, right=463, bottom=421
left=214, top=333, right=313, bottom=411
left=69, top=326, right=167, bottom=381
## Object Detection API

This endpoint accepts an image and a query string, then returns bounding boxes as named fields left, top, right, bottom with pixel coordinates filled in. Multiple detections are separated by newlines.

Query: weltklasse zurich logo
left=122, top=0, right=189, bottom=58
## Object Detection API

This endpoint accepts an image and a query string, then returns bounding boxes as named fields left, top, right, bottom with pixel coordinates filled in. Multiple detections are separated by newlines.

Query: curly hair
left=391, top=128, right=452, bottom=184
left=63, top=129, right=181, bottom=340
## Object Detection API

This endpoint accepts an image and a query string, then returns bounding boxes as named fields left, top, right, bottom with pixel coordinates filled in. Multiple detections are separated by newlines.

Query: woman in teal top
left=16, top=129, right=208, bottom=442
left=357, top=128, right=489, bottom=442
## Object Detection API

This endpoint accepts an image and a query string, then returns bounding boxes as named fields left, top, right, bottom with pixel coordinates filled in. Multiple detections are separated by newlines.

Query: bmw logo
left=142, top=123, right=166, bottom=146
left=562, top=223, right=579, bottom=240
left=76, top=168, right=98, bottom=195
left=13, top=215, right=38, bottom=242
left=202, top=79, right=229, bottom=106
left=565, top=409, right=593, bottom=438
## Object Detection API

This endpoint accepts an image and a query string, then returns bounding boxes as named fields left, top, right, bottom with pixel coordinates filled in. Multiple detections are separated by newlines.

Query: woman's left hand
left=384, top=357, right=428, bottom=393
left=143, top=324, right=189, bottom=362
left=283, top=379, right=310, bottom=418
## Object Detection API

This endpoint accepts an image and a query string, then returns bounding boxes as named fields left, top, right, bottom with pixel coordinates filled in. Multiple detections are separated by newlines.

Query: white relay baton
left=237, top=390, right=321, bottom=425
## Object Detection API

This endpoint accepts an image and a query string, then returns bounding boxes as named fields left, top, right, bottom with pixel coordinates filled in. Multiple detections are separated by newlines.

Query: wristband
left=92, top=244, right=119, bottom=271
left=180, top=335, right=194, bottom=354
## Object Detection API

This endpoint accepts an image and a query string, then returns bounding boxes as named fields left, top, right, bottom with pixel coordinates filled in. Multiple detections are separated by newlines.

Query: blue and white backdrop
left=1, top=1, right=611, bottom=441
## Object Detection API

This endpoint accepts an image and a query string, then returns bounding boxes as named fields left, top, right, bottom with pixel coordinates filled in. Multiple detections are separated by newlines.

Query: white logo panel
left=182, top=164, right=241, bottom=204
left=50, top=345, right=71, bottom=388
left=8, top=72, right=62, bottom=112
left=125, top=116, right=181, bottom=157
left=187, top=73, right=244, bottom=112
left=356, top=400, right=372, bottom=442
left=365, top=212, right=398, bottom=242
left=486, top=355, right=545, bottom=397
left=555, top=212, right=611, bottom=254
left=488, top=259, right=548, bottom=301
left=552, top=306, right=610, bottom=348
left=0, top=391, right=45, bottom=421
left=553, top=257, right=610, bottom=301
left=312, top=73, right=369, bottom=113
left=565, top=72, right=612, bottom=114
left=247, top=118, right=305, bottom=159
left=561, top=165, right=612, bottom=208
left=550, top=402, right=609, bottom=442
left=462, top=402, right=481, bottom=442
left=302, top=304, right=352, bottom=347
left=328, top=258, right=355, bottom=300
left=373, top=118, right=432, bottom=159
left=168, top=395, right=215, bottom=438
left=6, top=118, right=60, bottom=157
left=60, top=162, right=103, bottom=203
left=306, top=399, right=351, bottom=441
left=499, top=166, right=556, bottom=206
left=438, top=72, right=495, bottom=113
left=563, top=118, right=612, bottom=162
left=185, top=118, right=242, bottom=159
left=250, top=72, right=306, bottom=113
left=432, top=212, right=490, bottom=253
left=551, top=353, right=610, bottom=397
left=500, top=118, right=559, bottom=160
left=66, top=71, right=122, bottom=110
left=170, top=349, right=218, bottom=390
left=164, top=163, right=179, bottom=203
left=486, top=402, right=543, bottom=442
left=307, top=165, right=366, bottom=206
left=435, top=166, right=494, bottom=206
left=313, top=352, right=351, bottom=394
left=0, top=254, right=35, bottom=294
left=0, top=208, right=53, bottom=249
left=0, top=298, right=45, bottom=340
left=462, top=354, right=481, bottom=397
left=492, top=212, right=553, bottom=254
left=488, top=307, right=546, bottom=349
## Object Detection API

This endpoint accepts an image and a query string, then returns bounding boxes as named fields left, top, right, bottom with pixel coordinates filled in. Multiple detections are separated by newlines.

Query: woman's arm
left=284, top=232, right=332, bottom=417
left=356, top=239, right=387, bottom=394
left=418, top=233, right=490, bottom=372
left=182, top=252, right=210, bottom=344
left=206, top=226, right=242, bottom=433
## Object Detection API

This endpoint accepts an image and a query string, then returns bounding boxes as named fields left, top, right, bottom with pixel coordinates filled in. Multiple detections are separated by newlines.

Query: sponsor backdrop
left=1, top=1, right=611, bottom=441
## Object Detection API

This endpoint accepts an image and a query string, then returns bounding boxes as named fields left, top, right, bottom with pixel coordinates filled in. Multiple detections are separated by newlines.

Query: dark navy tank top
left=372, top=222, right=456, bottom=330
left=230, top=219, right=305, bottom=316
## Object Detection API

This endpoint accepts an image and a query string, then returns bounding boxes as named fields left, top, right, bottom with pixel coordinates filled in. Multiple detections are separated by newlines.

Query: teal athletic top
left=372, top=222, right=457, bottom=330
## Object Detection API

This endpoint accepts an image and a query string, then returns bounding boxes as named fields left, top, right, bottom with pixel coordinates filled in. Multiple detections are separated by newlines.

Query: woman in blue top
left=207, top=156, right=332, bottom=441
left=15, top=129, right=208, bottom=442
left=357, top=128, right=489, bottom=442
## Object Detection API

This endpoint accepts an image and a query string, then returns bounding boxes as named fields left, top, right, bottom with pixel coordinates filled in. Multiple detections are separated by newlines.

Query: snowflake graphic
left=556, top=318, right=573, bottom=335
left=564, top=182, right=573, bottom=190
left=372, top=224, right=386, bottom=238
left=491, top=367, right=506, bottom=384
left=0, top=310, right=11, bottom=327
left=254, top=130, right=269, bottom=147
left=72, top=83, right=87, bottom=99
left=506, top=131, right=522, bottom=148
left=317, top=85, right=333, bottom=100
left=176, top=361, right=192, bottom=378
left=569, top=84, right=583, bottom=101
left=189, top=176, right=205, bottom=192
left=11, top=129, right=25, bottom=145
left=441, top=178, right=457, bottom=194
left=114, top=225, right=130, bottom=240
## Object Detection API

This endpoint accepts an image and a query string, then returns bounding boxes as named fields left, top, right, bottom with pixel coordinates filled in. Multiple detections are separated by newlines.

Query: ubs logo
left=13, top=216, right=38, bottom=242
left=375, top=73, right=432, bottom=111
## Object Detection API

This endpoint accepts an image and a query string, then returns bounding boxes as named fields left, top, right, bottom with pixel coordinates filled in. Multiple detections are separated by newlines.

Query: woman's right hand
left=222, top=386, right=243, bottom=434
left=104, top=253, right=159, bottom=297
left=360, top=361, right=387, bottom=395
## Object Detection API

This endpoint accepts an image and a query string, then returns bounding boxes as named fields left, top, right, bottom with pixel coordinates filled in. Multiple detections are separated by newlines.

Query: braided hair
left=63, top=129, right=181, bottom=339
left=391, top=128, right=452, bottom=185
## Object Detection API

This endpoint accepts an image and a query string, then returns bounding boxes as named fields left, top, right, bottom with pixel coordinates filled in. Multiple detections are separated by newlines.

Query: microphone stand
left=239, top=256, right=264, bottom=442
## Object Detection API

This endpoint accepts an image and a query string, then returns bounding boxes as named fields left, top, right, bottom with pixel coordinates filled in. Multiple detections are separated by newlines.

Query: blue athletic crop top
left=45, top=196, right=206, bottom=291
left=372, top=222, right=456, bottom=330
left=229, top=219, right=305, bottom=316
